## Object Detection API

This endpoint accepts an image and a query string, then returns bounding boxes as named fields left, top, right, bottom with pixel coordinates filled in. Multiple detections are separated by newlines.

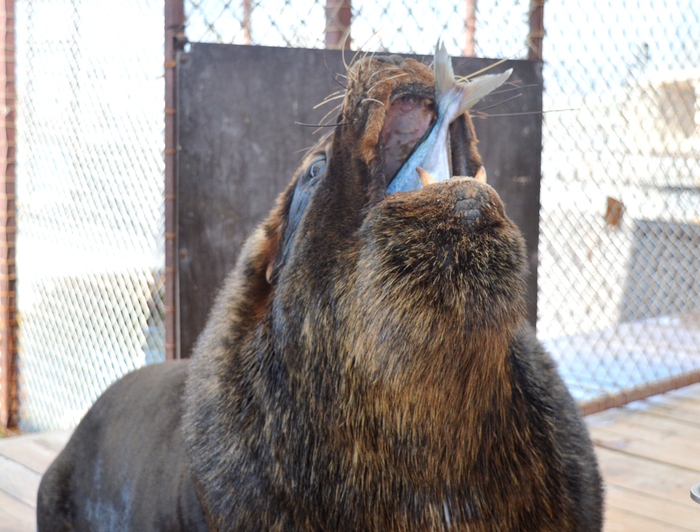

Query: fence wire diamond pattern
left=14, top=0, right=700, bottom=430
left=16, top=0, right=166, bottom=431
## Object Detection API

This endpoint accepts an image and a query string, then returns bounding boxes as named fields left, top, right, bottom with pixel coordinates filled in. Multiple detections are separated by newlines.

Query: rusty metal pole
left=164, top=0, right=186, bottom=360
left=0, top=0, right=16, bottom=430
left=325, top=0, right=352, bottom=49
left=527, top=0, right=545, bottom=61
left=464, top=0, right=477, bottom=57
left=243, top=0, right=252, bottom=45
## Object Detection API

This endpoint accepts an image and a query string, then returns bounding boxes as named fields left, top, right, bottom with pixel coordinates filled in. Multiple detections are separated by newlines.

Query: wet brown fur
left=37, top=53, right=602, bottom=531
left=183, top=55, right=603, bottom=530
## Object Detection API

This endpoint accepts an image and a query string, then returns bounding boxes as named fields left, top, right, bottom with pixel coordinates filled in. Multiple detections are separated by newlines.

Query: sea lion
left=37, top=47, right=603, bottom=531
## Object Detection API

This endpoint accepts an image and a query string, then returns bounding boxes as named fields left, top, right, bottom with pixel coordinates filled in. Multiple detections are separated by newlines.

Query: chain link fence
left=538, top=0, right=700, bottom=406
left=16, top=0, right=165, bottom=431
left=14, top=0, right=699, bottom=430
left=185, top=0, right=700, bottom=408
left=185, top=0, right=529, bottom=57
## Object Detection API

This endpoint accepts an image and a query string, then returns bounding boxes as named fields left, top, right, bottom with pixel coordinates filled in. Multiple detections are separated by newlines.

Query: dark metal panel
left=177, top=43, right=542, bottom=358
left=463, top=57, right=544, bottom=330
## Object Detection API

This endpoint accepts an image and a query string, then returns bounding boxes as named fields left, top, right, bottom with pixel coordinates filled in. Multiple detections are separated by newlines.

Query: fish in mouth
left=384, top=41, right=511, bottom=193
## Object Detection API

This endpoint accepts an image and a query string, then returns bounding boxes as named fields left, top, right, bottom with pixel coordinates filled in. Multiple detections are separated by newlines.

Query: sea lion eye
left=307, top=157, right=326, bottom=182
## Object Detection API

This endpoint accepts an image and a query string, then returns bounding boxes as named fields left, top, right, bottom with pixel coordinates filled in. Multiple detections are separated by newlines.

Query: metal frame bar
left=0, top=0, right=16, bottom=430
left=463, top=0, right=477, bottom=57
left=581, top=370, right=700, bottom=416
left=164, top=0, right=185, bottom=360
left=325, top=0, right=352, bottom=49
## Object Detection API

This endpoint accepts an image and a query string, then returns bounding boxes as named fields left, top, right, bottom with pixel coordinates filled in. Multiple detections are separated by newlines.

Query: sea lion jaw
left=342, top=46, right=508, bottom=200
left=385, top=42, right=510, bottom=194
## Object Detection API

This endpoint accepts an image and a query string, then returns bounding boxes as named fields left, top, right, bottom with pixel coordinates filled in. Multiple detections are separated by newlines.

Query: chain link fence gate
left=15, top=0, right=166, bottom=431
left=184, top=0, right=700, bottom=412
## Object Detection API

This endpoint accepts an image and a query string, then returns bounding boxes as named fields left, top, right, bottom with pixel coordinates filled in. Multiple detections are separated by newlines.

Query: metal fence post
left=325, top=0, right=351, bottom=49
left=0, top=0, right=15, bottom=430
left=165, top=0, right=185, bottom=360
left=527, top=0, right=545, bottom=61
left=464, top=0, right=477, bottom=57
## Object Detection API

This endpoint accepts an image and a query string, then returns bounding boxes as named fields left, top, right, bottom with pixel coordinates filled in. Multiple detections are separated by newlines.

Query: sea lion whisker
left=348, top=46, right=366, bottom=69
left=316, top=103, right=344, bottom=131
left=456, top=57, right=511, bottom=82
left=366, top=71, right=409, bottom=96
left=294, top=120, right=344, bottom=128
left=361, top=98, right=384, bottom=107
left=354, top=29, right=383, bottom=64
left=455, top=48, right=524, bottom=81
left=472, top=108, right=575, bottom=119
left=341, top=30, right=360, bottom=74
left=473, top=93, right=523, bottom=113
left=323, top=54, right=347, bottom=89
left=293, top=145, right=314, bottom=155
left=364, top=65, right=403, bottom=86
left=313, top=92, right=345, bottom=110
left=488, top=83, right=539, bottom=97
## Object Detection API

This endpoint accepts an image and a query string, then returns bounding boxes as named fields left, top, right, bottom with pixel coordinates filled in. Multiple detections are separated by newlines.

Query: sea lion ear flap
left=262, top=215, right=284, bottom=285
left=265, top=258, right=276, bottom=284
left=265, top=214, right=290, bottom=286
left=449, top=112, right=483, bottom=178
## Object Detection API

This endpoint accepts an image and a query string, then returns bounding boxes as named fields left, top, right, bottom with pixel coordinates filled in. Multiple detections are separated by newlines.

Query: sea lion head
left=267, top=54, right=528, bottom=388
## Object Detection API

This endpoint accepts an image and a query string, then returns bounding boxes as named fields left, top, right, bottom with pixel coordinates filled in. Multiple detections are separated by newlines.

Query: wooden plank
left=605, top=484, right=700, bottom=530
left=604, top=505, right=692, bottom=532
left=620, top=398, right=700, bottom=427
left=0, top=489, right=35, bottom=532
left=590, top=424, right=700, bottom=473
left=595, top=447, right=700, bottom=509
left=0, top=434, right=60, bottom=474
left=31, top=430, right=72, bottom=453
left=648, top=394, right=700, bottom=414
left=667, top=383, right=700, bottom=401
left=0, top=455, right=41, bottom=506
left=589, top=407, right=700, bottom=437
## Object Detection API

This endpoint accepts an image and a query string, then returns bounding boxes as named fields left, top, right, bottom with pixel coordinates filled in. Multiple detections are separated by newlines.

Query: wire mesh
left=185, top=0, right=529, bottom=57
left=538, top=0, right=700, bottom=403
left=184, top=1, right=700, bottom=406
left=13, top=0, right=700, bottom=430
left=16, top=0, right=166, bottom=431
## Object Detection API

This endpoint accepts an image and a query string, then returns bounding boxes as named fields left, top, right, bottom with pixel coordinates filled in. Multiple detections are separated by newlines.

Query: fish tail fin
left=434, top=39, right=454, bottom=103
left=433, top=39, right=512, bottom=116
left=455, top=69, right=513, bottom=115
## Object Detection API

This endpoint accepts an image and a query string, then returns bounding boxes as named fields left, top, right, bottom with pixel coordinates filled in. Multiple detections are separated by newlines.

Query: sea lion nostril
left=453, top=197, right=482, bottom=223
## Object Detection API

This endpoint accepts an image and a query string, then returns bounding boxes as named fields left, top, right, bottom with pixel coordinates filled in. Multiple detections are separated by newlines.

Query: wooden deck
left=2, top=384, right=700, bottom=531
left=0, top=430, right=72, bottom=531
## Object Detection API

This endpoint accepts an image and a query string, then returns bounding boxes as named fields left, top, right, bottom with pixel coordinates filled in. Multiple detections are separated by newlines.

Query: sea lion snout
left=447, top=177, right=505, bottom=227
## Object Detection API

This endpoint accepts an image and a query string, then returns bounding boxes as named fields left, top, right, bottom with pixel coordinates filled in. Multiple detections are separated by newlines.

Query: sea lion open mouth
left=343, top=42, right=510, bottom=197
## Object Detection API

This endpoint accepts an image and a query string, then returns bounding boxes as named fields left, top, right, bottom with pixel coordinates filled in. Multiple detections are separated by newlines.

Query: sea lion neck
left=338, top=178, right=527, bottom=382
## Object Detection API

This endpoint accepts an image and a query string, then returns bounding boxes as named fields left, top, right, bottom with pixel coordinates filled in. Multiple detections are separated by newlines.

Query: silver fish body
left=386, top=41, right=511, bottom=194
